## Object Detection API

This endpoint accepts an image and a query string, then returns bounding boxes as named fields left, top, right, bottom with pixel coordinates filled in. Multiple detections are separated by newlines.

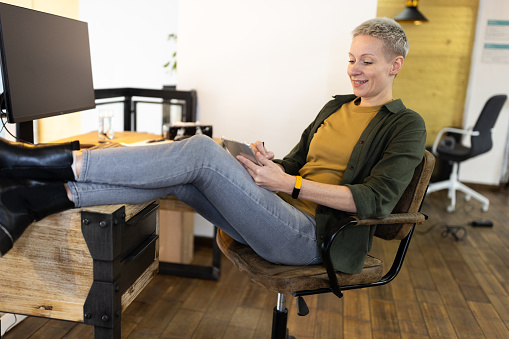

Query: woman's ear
left=390, top=56, right=404, bottom=75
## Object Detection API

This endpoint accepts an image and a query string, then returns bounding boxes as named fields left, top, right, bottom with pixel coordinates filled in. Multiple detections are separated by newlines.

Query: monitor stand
left=16, top=121, right=34, bottom=143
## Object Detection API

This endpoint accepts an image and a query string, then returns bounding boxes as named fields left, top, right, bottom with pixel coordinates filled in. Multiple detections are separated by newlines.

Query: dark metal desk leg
left=94, top=325, right=120, bottom=339
left=82, top=205, right=158, bottom=339
left=211, top=227, right=221, bottom=276
left=83, top=281, right=121, bottom=339
left=158, top=227, right=221, bottom=280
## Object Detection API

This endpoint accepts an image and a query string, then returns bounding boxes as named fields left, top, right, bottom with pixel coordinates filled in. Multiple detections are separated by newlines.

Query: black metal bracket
left=83, top=280, right=122, bottom=329
left=81, top=207, right=126, bottom=262
left=81, top=203, right=159, bottom=338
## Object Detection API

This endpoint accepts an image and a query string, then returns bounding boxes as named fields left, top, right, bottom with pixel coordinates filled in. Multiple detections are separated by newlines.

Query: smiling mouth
left=353, top=80, right=368, bottom=85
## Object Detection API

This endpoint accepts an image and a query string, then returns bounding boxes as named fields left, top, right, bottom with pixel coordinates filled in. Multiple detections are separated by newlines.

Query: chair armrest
left=356, top=212, right=427, bottom=226
left=320, top=212, right=427, bottom=298
left=320, top=216, right=358, bottom=298
left=431, top=127, right=480, bottom=155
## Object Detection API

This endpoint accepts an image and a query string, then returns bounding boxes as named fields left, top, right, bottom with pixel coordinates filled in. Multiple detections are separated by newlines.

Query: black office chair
left=427, top=94, right=507, bottom=212
left=217, top=151, right=435, bottom=339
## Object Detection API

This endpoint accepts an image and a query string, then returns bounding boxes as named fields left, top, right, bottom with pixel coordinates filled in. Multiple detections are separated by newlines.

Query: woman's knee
left=189, top=134, right=217, bottom=146
left=184, top=135, right=224, bottom=157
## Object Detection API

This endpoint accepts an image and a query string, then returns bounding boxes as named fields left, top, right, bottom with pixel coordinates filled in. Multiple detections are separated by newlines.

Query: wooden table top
left=55, top=131, right=162, bottom=148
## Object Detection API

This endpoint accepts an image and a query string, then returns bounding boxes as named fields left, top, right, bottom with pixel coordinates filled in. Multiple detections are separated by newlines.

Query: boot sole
left=0, top=222, right=14, bottom=257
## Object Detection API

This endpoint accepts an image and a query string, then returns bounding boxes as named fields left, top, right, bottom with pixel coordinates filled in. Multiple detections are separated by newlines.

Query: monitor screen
left=0, top=3, right=95, bottom=124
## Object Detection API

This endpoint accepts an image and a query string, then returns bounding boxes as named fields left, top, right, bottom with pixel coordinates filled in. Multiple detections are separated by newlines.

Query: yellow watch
left=292, top=176, right=302, bottom=199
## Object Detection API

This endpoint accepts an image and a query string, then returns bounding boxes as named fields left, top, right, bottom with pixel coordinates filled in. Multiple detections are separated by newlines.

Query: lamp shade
left=394, top=1, right=428, bottom=25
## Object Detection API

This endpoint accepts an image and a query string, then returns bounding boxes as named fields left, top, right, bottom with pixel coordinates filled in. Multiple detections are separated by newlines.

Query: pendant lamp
left=394, top=0, right=428, bottom=25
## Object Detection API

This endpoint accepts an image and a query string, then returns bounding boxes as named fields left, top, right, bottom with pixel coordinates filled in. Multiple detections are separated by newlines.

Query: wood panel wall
left=377, top=0, right=479, bottom=145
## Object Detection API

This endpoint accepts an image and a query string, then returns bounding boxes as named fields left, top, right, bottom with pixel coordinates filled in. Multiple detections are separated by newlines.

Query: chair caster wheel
left=446, top=205, right=455, bottom=213
left=464, top=195, right=471, bottom=201
left=481, top=205, right=489, bottom=212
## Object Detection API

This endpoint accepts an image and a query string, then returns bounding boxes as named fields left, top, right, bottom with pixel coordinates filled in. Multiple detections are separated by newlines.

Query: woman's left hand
left=237, top=152, right=293, bottom=193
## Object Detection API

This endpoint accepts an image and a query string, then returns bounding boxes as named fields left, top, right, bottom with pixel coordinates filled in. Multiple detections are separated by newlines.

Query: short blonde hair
left=352, top=17, right=409, bottom=59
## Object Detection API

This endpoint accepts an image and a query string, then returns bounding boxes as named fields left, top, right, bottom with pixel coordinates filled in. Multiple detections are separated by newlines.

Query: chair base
left=427, top=162, right=489, bottom=212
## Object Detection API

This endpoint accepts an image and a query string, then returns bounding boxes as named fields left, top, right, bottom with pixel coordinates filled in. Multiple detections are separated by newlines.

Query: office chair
left=427, top=94, right=507, bottom=212
left=217, top=150, right=434, bottom=339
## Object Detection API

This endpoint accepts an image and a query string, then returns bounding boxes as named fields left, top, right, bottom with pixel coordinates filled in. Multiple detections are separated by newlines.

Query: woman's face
left=347, top=35, right=403, bottom=107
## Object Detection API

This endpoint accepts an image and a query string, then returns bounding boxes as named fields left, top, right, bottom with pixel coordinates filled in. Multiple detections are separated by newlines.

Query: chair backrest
left=470, top=94, right=507, bottom=157
left=374, top=150, right=435, bottom=240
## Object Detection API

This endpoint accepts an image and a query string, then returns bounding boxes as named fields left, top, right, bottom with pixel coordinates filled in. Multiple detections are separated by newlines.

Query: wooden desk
left=61, top=130, right=162, bottom=147
left=0, top=130, right=165, bottom=339
left=0, top=201, right=159, bottom=339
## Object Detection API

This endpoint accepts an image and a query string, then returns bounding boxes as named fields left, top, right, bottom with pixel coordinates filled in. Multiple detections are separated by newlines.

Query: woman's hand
left=238, top=141, right=357, bottom=213
left=239, top=153, right=357, bottom=212
left=250, top=141, right=274, bottom=161
left=237, top=151, right=293, bottom=193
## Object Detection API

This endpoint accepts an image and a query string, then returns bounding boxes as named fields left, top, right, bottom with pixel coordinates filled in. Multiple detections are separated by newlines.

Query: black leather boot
left=0, top=178, right=75, bottom=257
left=0, top=138, right=80, bottom=181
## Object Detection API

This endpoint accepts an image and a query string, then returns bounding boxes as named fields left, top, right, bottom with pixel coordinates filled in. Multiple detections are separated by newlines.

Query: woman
left=0, top=17, right=426, bottom=274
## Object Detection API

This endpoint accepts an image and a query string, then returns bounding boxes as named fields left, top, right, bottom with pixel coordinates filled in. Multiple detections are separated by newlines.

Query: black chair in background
left=427, top=94, right=507, bottom=212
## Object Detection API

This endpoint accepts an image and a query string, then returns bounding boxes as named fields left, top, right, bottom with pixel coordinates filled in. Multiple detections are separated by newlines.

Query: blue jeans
left=68, top=135, right=321, bottom=266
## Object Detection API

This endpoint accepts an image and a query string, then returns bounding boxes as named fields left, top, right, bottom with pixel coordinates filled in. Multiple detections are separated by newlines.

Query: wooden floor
left=4, top=185, right=509, bottom=338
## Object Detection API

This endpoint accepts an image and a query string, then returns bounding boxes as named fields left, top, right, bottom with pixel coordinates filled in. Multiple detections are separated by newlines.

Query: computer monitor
left=0, top=3, right=95, bottom=128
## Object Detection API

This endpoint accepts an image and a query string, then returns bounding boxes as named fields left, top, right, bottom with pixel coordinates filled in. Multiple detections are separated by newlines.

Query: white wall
left=460, top=0, right=509, bottom=185
left=79, top=0, right=179, bottom=135
left=177, top=0, right=377, bottom=158
left=176, top=0, right=377, bottom=235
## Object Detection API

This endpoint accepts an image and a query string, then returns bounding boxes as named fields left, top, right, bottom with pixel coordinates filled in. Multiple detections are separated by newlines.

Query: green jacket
left=274, top=94, right=426, bottom=274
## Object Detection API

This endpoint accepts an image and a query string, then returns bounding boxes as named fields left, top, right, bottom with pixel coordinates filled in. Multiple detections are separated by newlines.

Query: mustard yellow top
left=278, top=99, right=382, bottom=217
